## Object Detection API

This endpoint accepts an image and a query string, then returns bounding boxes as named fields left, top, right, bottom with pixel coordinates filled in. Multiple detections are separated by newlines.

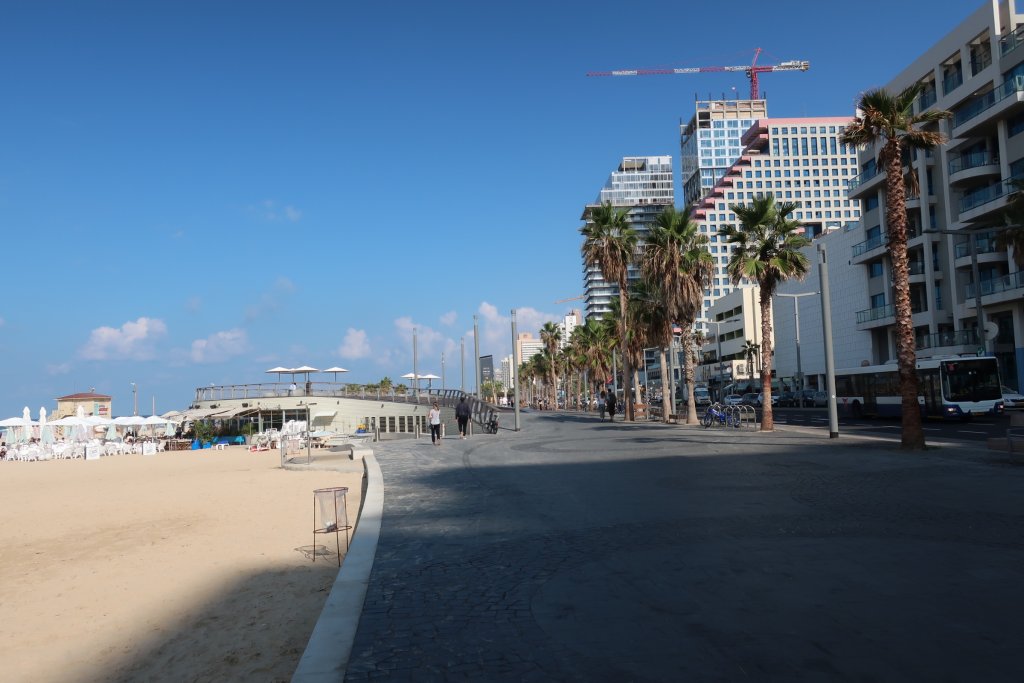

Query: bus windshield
left=941, top=360, right=1000, bottom=402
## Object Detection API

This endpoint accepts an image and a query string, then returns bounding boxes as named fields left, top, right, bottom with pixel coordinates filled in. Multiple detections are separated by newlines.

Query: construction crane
left=587, top=48, right=809, bottom=100
left=554, top=295, right=585, bottom=304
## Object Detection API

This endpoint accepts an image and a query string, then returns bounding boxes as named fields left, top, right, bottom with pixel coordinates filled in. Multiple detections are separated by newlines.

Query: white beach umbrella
left=39, top=407, right=54, bottom=445
left=292, top=365, right=319, bottom=383
left=105, top=424, right=119, bottom=441
left=323, top=366, right=349, bottom=381
left=266, top=366, right=291, bottom=381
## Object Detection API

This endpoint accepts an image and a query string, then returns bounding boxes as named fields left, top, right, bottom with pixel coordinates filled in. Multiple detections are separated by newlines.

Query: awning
left=312, top=411, right=337, bottom=420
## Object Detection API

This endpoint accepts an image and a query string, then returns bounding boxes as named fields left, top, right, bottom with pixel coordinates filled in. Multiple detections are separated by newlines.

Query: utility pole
left=511, top=309, right=521, bottom=431
left=776, top=292, right=818, bottom=393
left=473, top=315, right=480, bottom=398
left=818, top=243, right=839, bottom=438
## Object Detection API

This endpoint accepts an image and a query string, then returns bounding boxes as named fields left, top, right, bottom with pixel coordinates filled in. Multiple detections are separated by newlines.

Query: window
left=871, top=293, right=886, bottom=308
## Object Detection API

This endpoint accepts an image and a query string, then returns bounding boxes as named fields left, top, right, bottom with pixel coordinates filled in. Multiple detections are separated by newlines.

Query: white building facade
left=845, top=0, right=1024, bottom=389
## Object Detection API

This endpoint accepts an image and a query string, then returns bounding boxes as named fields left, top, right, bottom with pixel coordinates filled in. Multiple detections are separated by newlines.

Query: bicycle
left=702, top=403, right=740, bottom=428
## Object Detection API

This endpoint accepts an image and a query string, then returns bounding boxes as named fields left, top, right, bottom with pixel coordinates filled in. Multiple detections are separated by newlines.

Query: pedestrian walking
left=599, top=390, right=606, bottom=420
left=428, top=402, right=442, bottom=445
left=455, top=396, right=471, bottom=439
left=606, top=392, right=616, bottom=422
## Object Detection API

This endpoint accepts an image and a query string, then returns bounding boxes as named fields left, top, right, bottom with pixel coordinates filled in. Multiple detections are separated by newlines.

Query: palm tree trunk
left=760, top=287, right=775, bottom=431
left=618, top=287, right=634, bottom=421
left=885, top=144, right=926, bottom=449
left=683, top=329, right=699, bottom=424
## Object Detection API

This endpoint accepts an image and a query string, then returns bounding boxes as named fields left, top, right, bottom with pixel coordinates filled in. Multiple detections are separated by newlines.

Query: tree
left=722, top=195, right=811, bottom=431
left=841, top=85, right=950, bottom=450
left=540, top=321, right=562, bottom=410
left=630, top=279, right=672, bottom=421
left=581, top=201, right=639, bottom=420
left=742, top=340, right=759, bottom=380
left=379, top=376, right=393, bottom=394
left=573, top=319, right=613, bottom=405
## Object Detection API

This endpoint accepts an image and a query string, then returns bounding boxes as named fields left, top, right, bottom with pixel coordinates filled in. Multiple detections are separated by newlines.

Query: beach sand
left=0, top=446, right=363, bottom=682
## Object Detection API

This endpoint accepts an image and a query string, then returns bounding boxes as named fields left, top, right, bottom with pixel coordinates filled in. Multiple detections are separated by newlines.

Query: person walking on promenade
left=606, top=391, right=616, bottom=422
left=428, top=402, right=442, bottom=446
left=599, top=390, right=607, bottom=420
left=455, top=397, right=471, bottom=439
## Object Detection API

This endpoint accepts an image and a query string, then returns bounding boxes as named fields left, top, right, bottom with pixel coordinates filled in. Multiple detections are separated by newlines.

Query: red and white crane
left=587, top=48, right=809, bottom=100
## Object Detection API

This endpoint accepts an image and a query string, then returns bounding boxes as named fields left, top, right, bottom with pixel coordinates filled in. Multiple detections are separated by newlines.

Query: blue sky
left=0, top=0, right=985, bottom=416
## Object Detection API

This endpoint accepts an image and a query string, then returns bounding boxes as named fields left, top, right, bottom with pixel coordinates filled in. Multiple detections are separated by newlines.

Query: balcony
left=951, top=76, right=1024, bottom=137
left=970, top=51, right=992, bottom=77
left=916, top=328, right=980, bottom=352
left=943, top=69, right=964, bottom=95
left=851, top=233, right=887, bottom=262
left=856, top=304, right=894, bottom=325
left=948, top=152, right=1000, bottom=185
left=1000, top=24, right=1024, bottom=56
left=958, top=176, right=1021, bottom=223
left=917, top=88, right=938, bottom=111
left=847, top=166, right=884, bottom=199
left=965, top=270, right=1024, bottom=300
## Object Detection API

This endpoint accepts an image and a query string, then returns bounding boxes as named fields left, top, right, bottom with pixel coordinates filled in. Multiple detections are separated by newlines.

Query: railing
left=953, top=76, right=1024, bottom=128
left=852, top=233, right=886, bottom=257
left=943, top=69, right=963, bottom=95
left=847, top=166, right=879, bottom=191
left=965, top=270, right=1024, bottom=298
left=917, top=88, right=938, bottom=111
left=960, top=182, right=1009, bottom=213
left=970, top=51, right=992, bottom=75
left=916, top=328, right=980, bottom=350
left=856, top=304, right=894, bottom=324
left=954, top=235, right=999, bottom=258
left=1000, top=24, right=1024, bottom=55
left=908, top=261, right=926, bottom=275
left=948, top=151, right=998, bottom=174
left=194, top=381, right=468, bottom=404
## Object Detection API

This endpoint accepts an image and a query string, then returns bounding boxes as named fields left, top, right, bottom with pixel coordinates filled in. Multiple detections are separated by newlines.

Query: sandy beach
left=0, top=446, right=364, bottom=682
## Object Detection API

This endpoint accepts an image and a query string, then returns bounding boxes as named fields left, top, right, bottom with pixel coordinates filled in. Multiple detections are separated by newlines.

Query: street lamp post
left=776, top=292, right=818, bottom=394
left=130, top=382, right=137, bottom=416
left=511, top=309, right=521, bottom=431
left=412, top=327, right=419, bottom=399
left=923, top=227, right=990, bottom=354
left=818, top=243, right=839, bottom=438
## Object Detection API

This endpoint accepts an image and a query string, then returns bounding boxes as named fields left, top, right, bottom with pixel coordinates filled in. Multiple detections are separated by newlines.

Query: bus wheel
left=851, top=402, right=863, bottom=418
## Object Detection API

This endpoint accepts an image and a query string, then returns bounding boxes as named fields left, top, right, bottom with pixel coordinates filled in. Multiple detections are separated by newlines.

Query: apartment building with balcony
left=680, top=99, right=768, bottom=206
left=845, top=0, right=1024, bottom=388
left=581, top=156, right=674, bottom=321
left=688, top=115, right=862, bottom=327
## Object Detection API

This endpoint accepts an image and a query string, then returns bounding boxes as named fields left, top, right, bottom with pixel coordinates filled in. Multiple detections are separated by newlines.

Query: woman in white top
left=428, top=402, right=442, bottom=446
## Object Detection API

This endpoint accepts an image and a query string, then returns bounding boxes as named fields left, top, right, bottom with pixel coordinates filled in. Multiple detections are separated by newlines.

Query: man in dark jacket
left=455, top=397, right=472, bottom=439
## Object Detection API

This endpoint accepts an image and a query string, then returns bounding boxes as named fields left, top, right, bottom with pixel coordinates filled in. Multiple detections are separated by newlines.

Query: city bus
left=834, top=356, right=1003, bottom=419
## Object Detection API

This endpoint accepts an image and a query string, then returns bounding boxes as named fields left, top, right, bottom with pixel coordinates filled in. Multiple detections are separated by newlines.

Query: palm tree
left=573, top=319, right=613, bottom=405
left=581, top=201, right=639, bottom=420
left=722, top=195, right=811, bottom=431
left=840, top=85, right=951, bottom=450
left=540, top=321, right=562, bottom=410
left=630, top=279, right=672, bottom=421
left=641, top=205, right=713, bottom=423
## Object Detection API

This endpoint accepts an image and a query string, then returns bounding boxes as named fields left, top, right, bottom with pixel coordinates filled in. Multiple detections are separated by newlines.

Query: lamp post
left=130, top=382, right=137, bottom=416
left=923, top=226, right=990, bottom=354
left=412, top=327, right=419, bottom=399
left=776, top=292, right=818, bottom=394
left=511, top=309, right=521, bottom=431
left=303, top=402, right=318, bottom=465
left=473, top=315, right=481, bottom=398
left=818, top=243, right=839, bottom=438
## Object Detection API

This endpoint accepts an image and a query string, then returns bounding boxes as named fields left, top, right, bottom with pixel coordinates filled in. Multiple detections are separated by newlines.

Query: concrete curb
left=292, top=451, right=384, bottom=682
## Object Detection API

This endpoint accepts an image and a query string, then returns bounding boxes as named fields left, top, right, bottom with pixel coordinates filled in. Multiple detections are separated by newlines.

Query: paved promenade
left=344, top=412, right=1024, bottom=681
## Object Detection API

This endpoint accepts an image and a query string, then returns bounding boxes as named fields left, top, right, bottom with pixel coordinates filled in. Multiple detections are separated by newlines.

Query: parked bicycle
left=702, top=402, right=740, bottom=428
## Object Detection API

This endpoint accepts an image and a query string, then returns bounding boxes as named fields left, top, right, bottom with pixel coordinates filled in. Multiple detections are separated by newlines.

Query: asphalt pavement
left=343, top=411, right=1024, bottom=681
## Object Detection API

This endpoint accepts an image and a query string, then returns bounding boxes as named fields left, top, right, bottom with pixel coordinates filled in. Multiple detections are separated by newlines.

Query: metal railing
left=856, top=304, right=894, bottom=324
left=960, top=181, right=1009, bottom=213
left=948, top=151, right=998, bottom=175
left=970, top=51, right=992, bottom=75
left=916, top=328, right=979, bottom=351
left=953, top=76, right=1024, bottom=128
left=852, top=233, right=886, bottom=257
left=847, top=166, right=879, bottom=191
left=917, top=88, right=938, bottom=111
left=1000, top=24, right=1024, bottom=55
left=965, top=270, right=1024, bottom=298
left=943, top=69, right=963, bottom=95
left=954, top=235, right=999, bottom=258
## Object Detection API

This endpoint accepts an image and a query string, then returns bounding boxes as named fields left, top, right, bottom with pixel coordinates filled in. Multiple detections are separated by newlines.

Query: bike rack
left=702, top=403, right=758, bottom=429
left=734, top=405, right=758, bottom=429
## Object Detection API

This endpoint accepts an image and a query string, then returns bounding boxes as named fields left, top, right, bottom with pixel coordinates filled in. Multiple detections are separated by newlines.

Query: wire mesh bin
left=313, top=486, right=351, bottom=566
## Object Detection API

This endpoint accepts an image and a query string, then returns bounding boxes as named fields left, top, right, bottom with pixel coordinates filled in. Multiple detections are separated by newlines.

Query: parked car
left=798, top=389, right=818, bottom=407
left=723, top=394, right=744, bottom=406
left=756, top=393, right=779, bottom=407
left=740, top=393, right=759, bottom=406
left=812, top=391, right=828, bottom=407
left=777, top=391, right=796, bottom=407
left=1002, top=385, right=1024, bottom=410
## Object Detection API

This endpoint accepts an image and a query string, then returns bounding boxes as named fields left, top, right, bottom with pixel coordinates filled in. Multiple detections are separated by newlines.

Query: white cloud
left=250, top=200, right=302, bottom=223
left=474, top=303, right=558, bottom=360
left=337, top=328, right=371, bottom=359
left=46, top=362, right=71, bottom=376
left=189, top=328, right=249, bottom=363
left=80, top=317, right=168, bottom=360
left=440, top=311, right=457, bottom=326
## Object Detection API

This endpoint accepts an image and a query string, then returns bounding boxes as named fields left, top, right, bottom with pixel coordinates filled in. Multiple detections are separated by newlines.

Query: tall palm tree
left=581, top=201, right=639, bottom=420
left=742, top=340, right=759, bottom=381
left=574, top=319, right=613, bottom=404
left=840, top=85, right=950, bottom=450
left=630, top=279, right=672, bottom=421
left=540, top=321, right=562, bottom=410
left=722, top=195, right=811, bottom=431
left=641, top=205, right=714, bottom=424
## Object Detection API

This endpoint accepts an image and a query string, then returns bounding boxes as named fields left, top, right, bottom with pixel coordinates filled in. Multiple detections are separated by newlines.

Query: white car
left=723, top=394, right=744, bottom=406
left=1002, top=385, right=1024, bottom=410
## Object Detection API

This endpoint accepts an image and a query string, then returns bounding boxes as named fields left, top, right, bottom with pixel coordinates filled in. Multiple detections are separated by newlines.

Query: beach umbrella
left=105, top=424, right=119, bottom=441
left=266, top=366, right=291, bottom=381
left=420, top=373, right=440, bottom=391
left=323, top=366, right=349, bottom=381
left=292, top=365, right=319, bottom=383
left=39, top=407, right=54, bottom=445
left=164, top=421, right=176, bottom=438
left=0, top=416, right=33, bottom=444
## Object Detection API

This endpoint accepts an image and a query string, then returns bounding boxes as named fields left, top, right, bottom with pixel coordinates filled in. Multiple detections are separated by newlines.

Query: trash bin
left=313, top=486, right=351, bottom=566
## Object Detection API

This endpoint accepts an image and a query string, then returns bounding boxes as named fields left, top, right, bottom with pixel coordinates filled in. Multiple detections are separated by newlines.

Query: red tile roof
left=57, top=392, right=112, bottom=400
